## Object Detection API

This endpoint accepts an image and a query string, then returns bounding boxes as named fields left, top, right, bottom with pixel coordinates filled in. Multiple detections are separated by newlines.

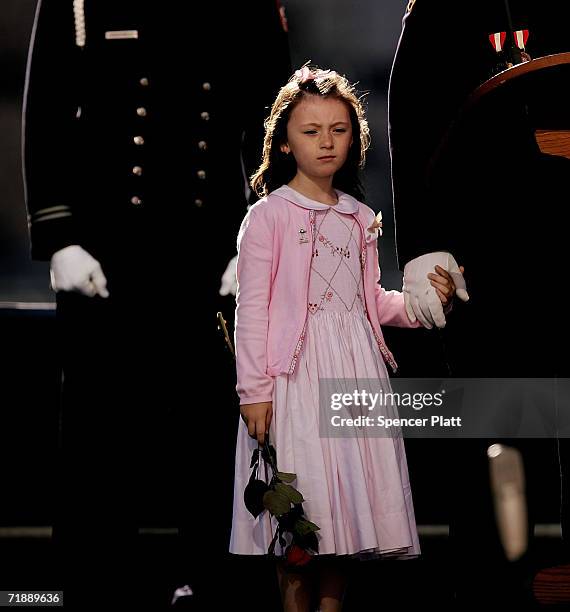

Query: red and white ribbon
left=514, top=29, right=530, bottom=50
left=489, top=32, right=507, bottom=53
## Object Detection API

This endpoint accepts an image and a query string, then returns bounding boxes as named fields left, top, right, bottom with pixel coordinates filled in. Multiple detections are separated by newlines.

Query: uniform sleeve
left=240, top=0, right=291, bottom=203
left=22, top=0, right=82, bottom=260
left=234, top=206, right=275, bottom=405
left=389, top=0, right=465, bottom=269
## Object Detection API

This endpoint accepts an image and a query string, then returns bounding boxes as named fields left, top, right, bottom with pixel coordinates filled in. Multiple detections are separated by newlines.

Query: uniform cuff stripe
left=31, top=205, right=71, bottom=219
left=31, top=211, right=73, bottom=223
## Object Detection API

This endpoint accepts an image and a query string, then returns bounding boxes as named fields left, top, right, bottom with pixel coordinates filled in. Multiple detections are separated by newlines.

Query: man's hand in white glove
left=403, top=251, right=468, bottom=329
left=219, top=255, right=238, bottom=297
left=50, top=245, right=109, bottom=298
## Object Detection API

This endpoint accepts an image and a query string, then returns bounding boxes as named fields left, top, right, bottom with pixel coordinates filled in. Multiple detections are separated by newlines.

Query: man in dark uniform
left=23, top=1, right=290, bottom=609
left=389, top=0, right=570, bottom=604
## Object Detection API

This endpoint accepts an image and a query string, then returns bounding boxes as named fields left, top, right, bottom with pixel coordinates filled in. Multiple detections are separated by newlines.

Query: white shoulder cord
left=73, top=0, right=86, bottom=47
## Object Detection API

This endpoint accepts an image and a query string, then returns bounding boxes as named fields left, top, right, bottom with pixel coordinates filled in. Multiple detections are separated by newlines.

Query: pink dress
left=230, top=189, right=420, bottom=559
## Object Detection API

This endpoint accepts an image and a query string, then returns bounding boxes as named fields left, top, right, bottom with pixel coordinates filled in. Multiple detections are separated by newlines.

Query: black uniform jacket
left=23, top=0, right=291, bottom=291
left=389, top=0, right=570, bottom=375
left=389, top=0, right=570, bottom=270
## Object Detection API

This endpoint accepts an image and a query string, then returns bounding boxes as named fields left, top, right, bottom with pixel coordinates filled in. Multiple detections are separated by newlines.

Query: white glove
left=219, top=255, right=238, bottom=297
left=50, top=245, right=109, bottom=298
left=403, top=251, right=468, bottom=329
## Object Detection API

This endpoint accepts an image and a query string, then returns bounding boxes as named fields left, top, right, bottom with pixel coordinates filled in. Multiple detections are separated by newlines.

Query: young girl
left=230, top=66, right=460, bottom=611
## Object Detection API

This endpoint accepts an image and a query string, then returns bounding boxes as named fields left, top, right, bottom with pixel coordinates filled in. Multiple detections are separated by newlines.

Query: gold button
left=139, top=77, right=149, bottom=87
left=197, top=170, right=206, bottom=180
left=136, top=107, right=147, bottom=117
left=198, top=140, right=207, bottom=151
left=202, top=82, right=211, bottom=91
left=200, top=112, right=210, bottom=121
left=194, top=199, right=204, bottom=207
left=132, top=166, right=143, bottom=176
left=131, top=196, right=142, bottom=205
left=134, top=136, right=145, bottom=145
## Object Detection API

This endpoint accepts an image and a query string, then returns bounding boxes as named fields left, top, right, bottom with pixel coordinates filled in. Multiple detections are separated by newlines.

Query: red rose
left=285, top=544, right=313, bottom=567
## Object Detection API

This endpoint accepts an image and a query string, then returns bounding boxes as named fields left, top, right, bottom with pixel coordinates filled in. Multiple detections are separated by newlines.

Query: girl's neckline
left=274, top=184, right=359, bottom=214
left=287, top=184, right=339, bottom=207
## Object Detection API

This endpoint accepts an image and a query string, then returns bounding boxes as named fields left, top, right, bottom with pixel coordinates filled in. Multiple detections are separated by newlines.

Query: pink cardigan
left=235, top=185, right=420, bottom=405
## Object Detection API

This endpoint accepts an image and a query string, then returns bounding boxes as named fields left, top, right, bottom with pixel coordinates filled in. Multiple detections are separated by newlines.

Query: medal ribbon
left=489, top=32, right=507, bottom=53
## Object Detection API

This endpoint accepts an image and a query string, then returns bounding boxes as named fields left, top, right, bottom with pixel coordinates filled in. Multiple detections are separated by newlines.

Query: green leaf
left=277, top=472, right=297, bottom=483
left=263, top=490, right=291, bottom=517
left=275, top=483, right=304, bottom=504
left=294, top=518, right=321, bottom=536
left=244, top=478, right=270, bottom=519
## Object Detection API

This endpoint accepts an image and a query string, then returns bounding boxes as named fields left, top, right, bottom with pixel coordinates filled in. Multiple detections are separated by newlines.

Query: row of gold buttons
left=130, top=77, right=149, bottom=206
left=130, top=79, right=211, bottom=208
left=195, top=82, right=211, bottom=207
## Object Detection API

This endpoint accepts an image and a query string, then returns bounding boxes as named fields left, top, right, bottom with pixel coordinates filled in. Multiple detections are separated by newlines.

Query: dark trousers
left=53, top=290, right=238, bottom=610
left=442, top=299, right=570, bottom=604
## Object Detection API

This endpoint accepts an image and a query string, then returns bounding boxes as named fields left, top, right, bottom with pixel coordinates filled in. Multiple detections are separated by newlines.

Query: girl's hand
left=240, top=401, right=273, bottom=445
left=427, top=265, right=465, bottom=312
